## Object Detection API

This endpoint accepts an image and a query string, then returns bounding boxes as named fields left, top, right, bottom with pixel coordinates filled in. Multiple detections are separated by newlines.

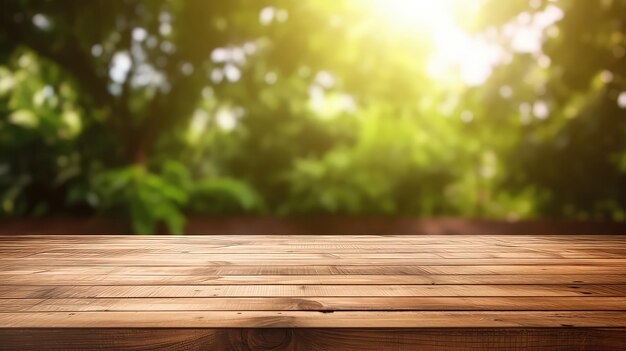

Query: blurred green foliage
left=1, top=0, right=625, bottom=233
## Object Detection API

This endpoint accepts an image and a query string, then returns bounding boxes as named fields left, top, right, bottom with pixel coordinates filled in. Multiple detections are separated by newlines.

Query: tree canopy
left=1, top=0, right=625, bottom=233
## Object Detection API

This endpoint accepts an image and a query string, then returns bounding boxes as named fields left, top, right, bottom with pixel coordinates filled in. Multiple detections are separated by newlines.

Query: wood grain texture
left=3, top=311, right=626, bottom=328
left=1, top=234, right=626, bottom=350
left=3, top=296, right=626, bottom=312
left=1, top=328, right=626, bottom=351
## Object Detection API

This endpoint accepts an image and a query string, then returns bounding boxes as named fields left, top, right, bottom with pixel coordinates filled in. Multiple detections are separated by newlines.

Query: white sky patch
left=224, top=64, right=241, bottom=82
left=42, top=85, right=54, bottom=98
left=216, top=109, right=236, bottom=131
left=504, top=6, right=563, bottom=53
left=131, top=41, right=146, bottom=63
left=159, top=22, right=172, bottom=36
left=243, top=42, right=257, bottom=55
left=533, top=100, right=549, bottom=119
left=308, top=85, right=357, bottom=118
left=537, top=54, right=551, bottom=68
left=259, top=7, right=275, bottom=25
left=202, top=86, right=214, bottom=99
left=32, top=14, right=51, bottom=30
left=91, top=44, right=103, bottom=57
left=618, top=92, right=626, bottom=109
left=499, top=85, right=513, bottom=99
left=131, top=63, right=166, bottom=88
left=338, top=94, right=357, bottom=113
left=211, top=45, right=253, bottom=82
left=211, top=47, right=247, bottom=65
left=159, top=11, right=171, bottom=23
left=309, top=85, right=325, bottom=112
left=210, top=68, right=224, bottom=84
left=460, top=110, right=474, bottom=123
left=18, top=54, right=32, bottom=68
left=160, top=41, right=175, bottom=54
left=33, top=85, right=55, bottom=106
left=265, top=71, right=277, bottom=85
left=231, top=48, right=246, bottom=65
left=600, top=70, right=614, bottom=84
left=132, top=27, right=148, bottom=42
left=146, top=36, right=158, bottom=49
left=211, top=48, right=230, bottom=63
left=109, top=52, right=132, bottom=84
left=108, top=83, right=122, bottom=96
left=259, top=7, right=288, bottom=26
left=315, top=71, right=335, bottom=89
left=215, top=106, right=244, bottom=131
left=181, top=62, right=194, bottom=76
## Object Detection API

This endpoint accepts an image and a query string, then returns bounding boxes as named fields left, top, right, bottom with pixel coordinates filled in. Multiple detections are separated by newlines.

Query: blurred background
left=1, top=0, right=625, bottom=234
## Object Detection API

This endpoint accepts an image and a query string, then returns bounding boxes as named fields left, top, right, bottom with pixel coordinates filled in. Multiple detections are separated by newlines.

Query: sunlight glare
left=364, top=0, right=499, bottom=86
left=362, top=0, right=563, bottom=86
left=367, top=0, right=458, bottom=33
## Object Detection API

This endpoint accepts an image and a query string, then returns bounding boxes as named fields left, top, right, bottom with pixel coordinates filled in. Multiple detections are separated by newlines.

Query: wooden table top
left=1, top=234, right=626, bottom=350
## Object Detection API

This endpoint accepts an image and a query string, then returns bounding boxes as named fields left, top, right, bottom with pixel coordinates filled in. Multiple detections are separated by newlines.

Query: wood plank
left=10, top=252, right=601, bottom=259
left=2, top=274, right=625, bottom=285
left=1, top=284, right=625, bottom=298
left=3, top=297, right=626, bottom=312
left=4, top=258, right=626, bottom=266
left=3, top=264, right=626, bottom=276
left=3, top=253, right=623, bottom=260
left=2, top=311, right=626, bottom=328
left=1, top=328, right=625, bottom=351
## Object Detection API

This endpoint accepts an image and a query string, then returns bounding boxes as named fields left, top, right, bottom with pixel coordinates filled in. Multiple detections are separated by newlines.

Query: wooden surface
left=1, top=234, right=626, bottom=350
